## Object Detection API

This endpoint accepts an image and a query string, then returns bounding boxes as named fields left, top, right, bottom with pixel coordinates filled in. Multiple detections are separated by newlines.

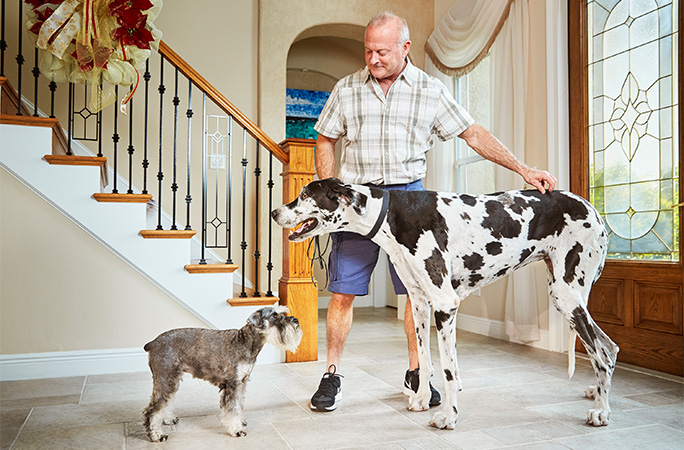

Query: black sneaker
left=403, top=368, right=442, bottom=407
left=310, top=365, right=342, bottom=411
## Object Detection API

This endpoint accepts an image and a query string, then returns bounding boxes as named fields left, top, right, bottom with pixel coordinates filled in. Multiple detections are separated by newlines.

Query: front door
left=568, top=0, right=683, bottom=375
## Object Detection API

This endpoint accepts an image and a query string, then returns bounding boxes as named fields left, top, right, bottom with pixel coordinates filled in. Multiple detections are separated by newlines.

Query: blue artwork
left=286, top=89, right=330, bottom=140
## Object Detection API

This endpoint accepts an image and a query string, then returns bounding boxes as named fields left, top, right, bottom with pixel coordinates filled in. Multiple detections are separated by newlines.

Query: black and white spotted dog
left=271, top=178, right=618, bottom=430
left=142, top=306, right=302, bottom=441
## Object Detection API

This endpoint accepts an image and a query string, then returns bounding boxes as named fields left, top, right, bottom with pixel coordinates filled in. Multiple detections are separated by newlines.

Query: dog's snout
left=270, top=210, right=278, bottom=220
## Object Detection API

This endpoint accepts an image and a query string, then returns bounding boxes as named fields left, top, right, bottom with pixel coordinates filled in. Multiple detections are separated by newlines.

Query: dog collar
left=365, top=189, right=390, bottom=239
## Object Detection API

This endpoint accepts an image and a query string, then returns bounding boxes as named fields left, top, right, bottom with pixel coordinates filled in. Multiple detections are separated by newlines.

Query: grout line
left=9, top=407, right=34, bottom=450
left=79, top=375, right=88, bottom=404
left=269, top=422, right=295, bottom=450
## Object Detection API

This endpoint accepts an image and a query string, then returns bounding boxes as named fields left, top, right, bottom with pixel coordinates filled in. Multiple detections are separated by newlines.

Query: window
left=453, top=55, right=495, bottom=195
left=587, top=0, right=679, bottom=261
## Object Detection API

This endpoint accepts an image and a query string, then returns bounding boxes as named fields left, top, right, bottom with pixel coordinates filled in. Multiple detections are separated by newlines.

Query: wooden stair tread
left=227, top=296, right=279, bottom=307
left=44, top=154, right=107, bottom=166
left=139, top=230, right=196, bottom=239
left=92, top=193, right=153, bottom=203
left=185, top=263, right=238, bottom=273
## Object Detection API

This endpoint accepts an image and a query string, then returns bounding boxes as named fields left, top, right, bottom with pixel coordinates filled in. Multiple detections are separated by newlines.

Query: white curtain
left=426, top=0, right=540, bottom=342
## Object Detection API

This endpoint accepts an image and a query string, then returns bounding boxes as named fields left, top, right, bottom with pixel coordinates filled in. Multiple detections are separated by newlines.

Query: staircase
left=0, top=26, right=319, bottom=379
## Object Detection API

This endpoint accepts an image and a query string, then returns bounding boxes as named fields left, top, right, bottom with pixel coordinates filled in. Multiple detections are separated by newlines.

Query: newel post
left=278, top=138, right=318, bottom=362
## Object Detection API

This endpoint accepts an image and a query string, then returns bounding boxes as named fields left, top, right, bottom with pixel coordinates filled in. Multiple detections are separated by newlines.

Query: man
left=310, top=12, right=556, bottom=412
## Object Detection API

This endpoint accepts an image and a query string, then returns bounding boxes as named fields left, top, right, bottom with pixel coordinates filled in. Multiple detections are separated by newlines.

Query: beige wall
left=0, top=171, right=206, bottom=354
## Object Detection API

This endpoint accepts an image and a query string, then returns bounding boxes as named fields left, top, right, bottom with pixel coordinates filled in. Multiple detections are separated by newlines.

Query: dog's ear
left=247, top=308, right=271, bottom=328
left=327, top=180, right=367, bottom=215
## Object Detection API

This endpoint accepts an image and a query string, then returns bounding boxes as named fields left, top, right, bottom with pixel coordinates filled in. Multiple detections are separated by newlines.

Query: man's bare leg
left=404, top=295, right=419, bottom=370
left=326, top=292, right=355, bottom=370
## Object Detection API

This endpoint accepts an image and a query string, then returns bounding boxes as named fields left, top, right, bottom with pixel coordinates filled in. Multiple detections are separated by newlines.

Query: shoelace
left=319, top=364, right=343, bottom=395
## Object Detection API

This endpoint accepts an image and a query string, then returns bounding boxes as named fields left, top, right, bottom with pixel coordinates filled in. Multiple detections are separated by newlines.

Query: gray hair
left=367, top=12, right=410, bottom=47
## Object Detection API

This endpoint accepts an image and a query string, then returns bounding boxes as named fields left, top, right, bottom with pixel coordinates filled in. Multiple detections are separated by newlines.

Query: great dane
left=271, top=178, right=618, bottom=429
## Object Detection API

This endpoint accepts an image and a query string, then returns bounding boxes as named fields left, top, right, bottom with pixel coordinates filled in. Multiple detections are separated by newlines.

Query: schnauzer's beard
left=266, top=306, right=303, bottom=353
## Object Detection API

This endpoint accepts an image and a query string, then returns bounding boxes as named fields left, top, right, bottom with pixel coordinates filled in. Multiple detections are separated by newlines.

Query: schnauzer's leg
left=407, top=292, right=433, bottom=412
left=219, top=378, right=248, bottom=437
left=143, top=370, right=182, bottom=442
left=429, top=304, right=459, bottom=430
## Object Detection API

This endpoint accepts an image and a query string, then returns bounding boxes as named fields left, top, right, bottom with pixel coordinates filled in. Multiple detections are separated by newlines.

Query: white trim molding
left=456, top=313, right=550, bottom=351
left=0, top=348, right=149, bottom=381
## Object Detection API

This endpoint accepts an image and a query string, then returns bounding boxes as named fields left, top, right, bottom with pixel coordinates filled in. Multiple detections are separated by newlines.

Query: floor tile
left=12, top=423, right=124, bottom=450
left=555, top=423, right=684, bottom=450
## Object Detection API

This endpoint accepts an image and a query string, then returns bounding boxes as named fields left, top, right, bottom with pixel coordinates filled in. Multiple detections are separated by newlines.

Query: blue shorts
left=327, top=179, right=425, bottom=296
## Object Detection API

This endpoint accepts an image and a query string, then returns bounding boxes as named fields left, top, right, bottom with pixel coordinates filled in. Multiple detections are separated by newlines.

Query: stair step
left=44, top=154, right=107, bottom=167
left=93, top=193, right=153, bottom=203
left=185, top=262, right=238, bottom=274
left=139, top=230, right=196, bottom=239
left=227, top=296, right=279, bottom=307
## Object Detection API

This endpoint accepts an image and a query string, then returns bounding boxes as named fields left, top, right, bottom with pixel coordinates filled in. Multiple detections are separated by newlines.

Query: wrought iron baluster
left=1, top=0, right=6, bottom=76
left=266, top=151, right=274, bottom=297
left=67, top=82, right=73, bottom=155
left=111, top=86, right=119, bottom=193
left=253, top=141, right=261, bottom=297
left=156, top=57, right=165, bottom=230
left=226, top=116, right=233, bottom=264
left=239, top=129, right=248, bottom=298
left=32, top=48, right=39, bottom=116
left=185, top=79, right=193, bottom=230
left=15, top=1, right=23, bottom=115
left=48, top=78, right=56, bottom=118
left=200, top=93, right=207, bottom=264
left=97, top=78, right=103, bottom=157
left=170, top=68, right=179, bottom=230
left=142, top=59, right=150, bottom=194
left=127, top=95, right=135, bottom=194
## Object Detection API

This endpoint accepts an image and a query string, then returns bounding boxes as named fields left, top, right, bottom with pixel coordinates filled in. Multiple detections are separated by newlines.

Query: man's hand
left=522, top=167, right=557, bottom=194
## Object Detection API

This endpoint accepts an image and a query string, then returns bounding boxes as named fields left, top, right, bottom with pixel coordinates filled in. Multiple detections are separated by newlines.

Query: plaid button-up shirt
left=314, top=60, right=474, bottom=185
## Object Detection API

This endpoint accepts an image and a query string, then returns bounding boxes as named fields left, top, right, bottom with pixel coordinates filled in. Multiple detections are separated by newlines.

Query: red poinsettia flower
left=111, top=8, right=154, bottom=49
left=25, top=0, right=63, bottom=7
left=108, top=0, right=153, bottom=18
left=28, top=7, right=56, bottom=35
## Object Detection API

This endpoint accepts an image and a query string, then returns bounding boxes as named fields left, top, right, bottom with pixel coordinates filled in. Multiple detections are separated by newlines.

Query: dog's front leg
left=407, top=293, right=432, bottom=412
left=219, top=378, right=248, bottom=437
left=429, top=305, right=459, bottom=430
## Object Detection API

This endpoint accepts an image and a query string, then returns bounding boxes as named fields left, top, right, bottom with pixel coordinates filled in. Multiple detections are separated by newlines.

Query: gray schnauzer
left=142, top=306, right=302, bottom=441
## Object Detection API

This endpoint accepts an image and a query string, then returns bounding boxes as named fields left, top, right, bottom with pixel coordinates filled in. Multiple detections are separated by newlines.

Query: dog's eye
left=300, top=193, right=308, bottom=200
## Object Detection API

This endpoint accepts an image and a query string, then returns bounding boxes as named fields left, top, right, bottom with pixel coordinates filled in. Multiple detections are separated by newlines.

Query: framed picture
left=286, top=88, right=330, bottom=140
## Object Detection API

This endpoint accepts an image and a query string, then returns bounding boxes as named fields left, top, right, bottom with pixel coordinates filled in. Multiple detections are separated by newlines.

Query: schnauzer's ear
left=247, top=308, right=271, bottom=328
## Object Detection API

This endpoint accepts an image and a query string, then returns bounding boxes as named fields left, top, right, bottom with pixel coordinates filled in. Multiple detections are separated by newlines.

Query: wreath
left=25, top=0, right=163, bottom=110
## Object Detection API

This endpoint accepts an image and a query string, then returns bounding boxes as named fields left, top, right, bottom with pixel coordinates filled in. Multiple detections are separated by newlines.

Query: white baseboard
left=456, top=313, right=550, bottom=351
left=0, top=348, right=149, bottom=381
left=0, top=344, right=284, bottom=381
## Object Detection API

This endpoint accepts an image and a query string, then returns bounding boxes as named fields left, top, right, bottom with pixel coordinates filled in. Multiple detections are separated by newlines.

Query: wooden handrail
left=157, top=40, right=289, bottom=164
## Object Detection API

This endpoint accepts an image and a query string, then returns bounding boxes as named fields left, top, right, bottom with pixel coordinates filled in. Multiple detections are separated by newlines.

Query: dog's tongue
left=291, top=219, right=314, bottom=237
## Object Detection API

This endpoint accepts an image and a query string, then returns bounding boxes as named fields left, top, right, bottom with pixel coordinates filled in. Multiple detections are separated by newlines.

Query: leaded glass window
left=587, top=0, right=679, bottom=261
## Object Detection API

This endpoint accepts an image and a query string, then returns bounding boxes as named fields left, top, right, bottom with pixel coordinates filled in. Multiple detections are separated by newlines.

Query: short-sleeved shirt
left=314, top=60, right=475, bottom=185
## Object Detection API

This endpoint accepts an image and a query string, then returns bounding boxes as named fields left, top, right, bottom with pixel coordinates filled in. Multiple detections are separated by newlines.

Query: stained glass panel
left=587, top=0, right=679, bottom=261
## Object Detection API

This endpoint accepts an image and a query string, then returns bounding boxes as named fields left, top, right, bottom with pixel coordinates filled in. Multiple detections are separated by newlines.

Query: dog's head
left=246, top=306, right=303, bottom=352
left=270, top=178, right=369, bottom=242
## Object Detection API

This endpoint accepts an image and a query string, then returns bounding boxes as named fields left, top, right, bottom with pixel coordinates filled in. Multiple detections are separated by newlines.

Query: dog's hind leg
left=429, top=305, right=459, bottom=430
left=143, top=369, right=182, bottom=442
left=548, top=272, right=618, bottom=426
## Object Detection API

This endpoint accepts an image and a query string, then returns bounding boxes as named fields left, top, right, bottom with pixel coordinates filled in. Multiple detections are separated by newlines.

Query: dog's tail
left=568, top=330, right=577, bottom=379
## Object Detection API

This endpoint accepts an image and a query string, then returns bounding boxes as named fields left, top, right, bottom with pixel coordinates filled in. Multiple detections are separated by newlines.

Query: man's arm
left=458, top=124, right=557, bottom=193
left=315, top=133, right=338, bottom=179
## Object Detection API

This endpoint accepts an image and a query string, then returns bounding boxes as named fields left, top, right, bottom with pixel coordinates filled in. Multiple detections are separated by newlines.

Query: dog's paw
left=225, top=419, right=248, bottom=437
left=162, top=417, right=179, bottom=425
left=586, top=408, right=610, bottom=426
left=407, top=394, right=430, bottom=412
left=428, top=410, right=457, bottom=430
left=584, top=385, right=598, bottom=399
left=147, top=431, right=169, bottom=442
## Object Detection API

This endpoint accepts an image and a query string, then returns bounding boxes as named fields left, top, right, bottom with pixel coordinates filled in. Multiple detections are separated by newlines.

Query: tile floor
left=1, top=307, right=683, bottom=449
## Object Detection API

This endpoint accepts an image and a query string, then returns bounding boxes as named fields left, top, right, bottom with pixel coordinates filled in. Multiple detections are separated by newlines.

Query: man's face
left=364, top=23, right=410, bottom=81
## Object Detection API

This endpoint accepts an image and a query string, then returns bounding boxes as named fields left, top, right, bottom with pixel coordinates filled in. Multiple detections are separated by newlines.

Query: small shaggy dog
left=142, top=306, right=302, bottom=441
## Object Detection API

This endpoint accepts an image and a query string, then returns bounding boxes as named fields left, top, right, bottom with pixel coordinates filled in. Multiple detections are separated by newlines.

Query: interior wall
left=0, top=171, right=206, bottom=354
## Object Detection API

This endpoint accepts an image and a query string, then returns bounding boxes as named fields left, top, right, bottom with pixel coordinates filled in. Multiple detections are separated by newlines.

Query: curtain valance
left=426, top=0, right=514, bottom=76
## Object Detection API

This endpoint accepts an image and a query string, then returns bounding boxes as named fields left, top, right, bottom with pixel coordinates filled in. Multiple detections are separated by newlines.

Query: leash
left=307, top=235, right=331, bottom=291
